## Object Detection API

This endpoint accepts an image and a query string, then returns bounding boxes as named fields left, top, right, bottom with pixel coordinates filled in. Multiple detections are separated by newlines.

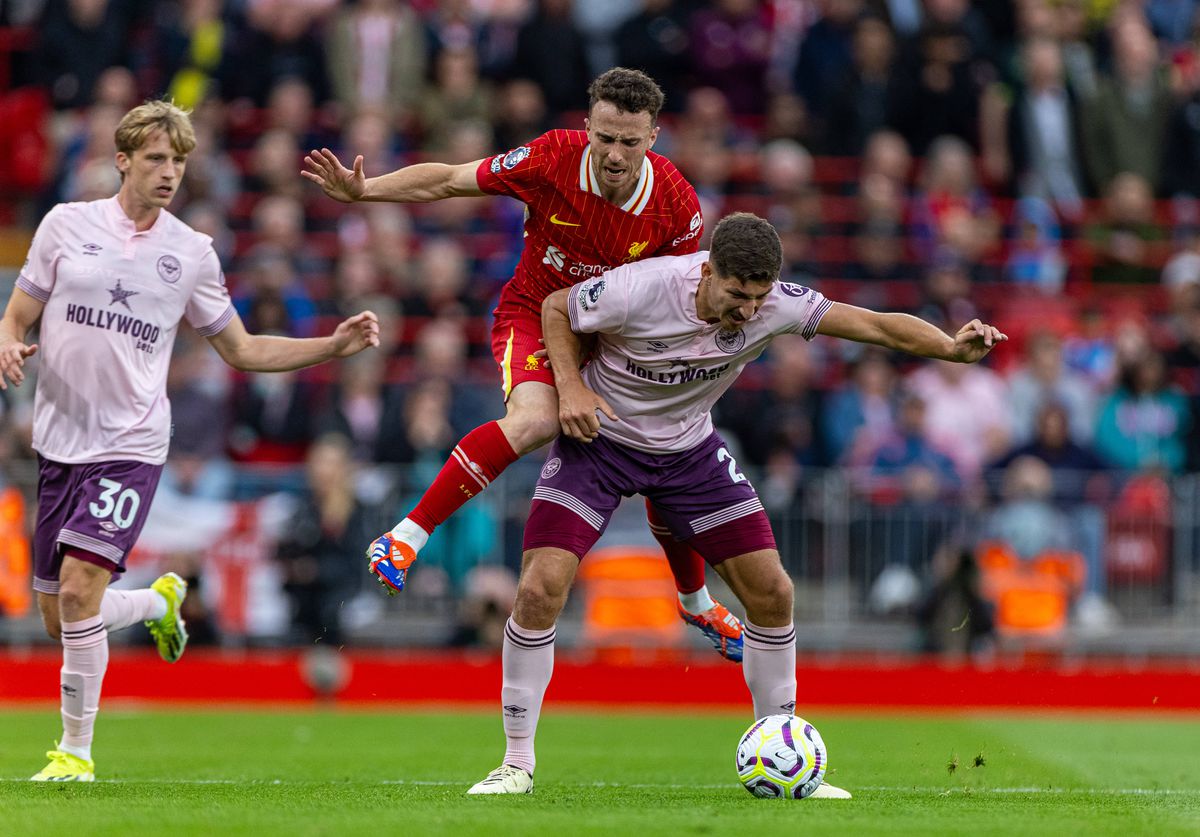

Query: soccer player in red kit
left=304, top=68, right=744, bottom=660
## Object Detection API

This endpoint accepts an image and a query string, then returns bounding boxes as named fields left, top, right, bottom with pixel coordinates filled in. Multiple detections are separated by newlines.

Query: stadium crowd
left=1, top=0, right=1200, bottom=647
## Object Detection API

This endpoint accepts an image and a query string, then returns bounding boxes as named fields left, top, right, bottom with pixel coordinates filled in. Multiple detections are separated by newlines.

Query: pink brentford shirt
left=568, top=252, right=831, bottom=454
left=18, top=196, right=234, bottom=464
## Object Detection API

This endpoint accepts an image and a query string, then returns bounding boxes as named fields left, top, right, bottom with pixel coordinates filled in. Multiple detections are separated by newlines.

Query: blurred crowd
left=2, top=0, right=1200, bottom=647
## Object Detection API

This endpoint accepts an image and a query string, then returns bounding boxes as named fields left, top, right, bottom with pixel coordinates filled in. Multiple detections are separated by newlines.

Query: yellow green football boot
left=146, top=572, right=189, bottom=663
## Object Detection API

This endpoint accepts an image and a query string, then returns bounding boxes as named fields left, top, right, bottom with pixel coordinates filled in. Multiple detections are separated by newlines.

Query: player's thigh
left=491, top=310, right=555, bottom=403
left=33, top=458, right=162, bottom=604
left=645, top=434, right=775, bottom=564
left=524, top=435, right=634, bottom=559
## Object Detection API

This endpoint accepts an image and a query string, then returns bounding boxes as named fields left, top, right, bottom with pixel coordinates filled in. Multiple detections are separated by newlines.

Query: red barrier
left=2, top=649, right=1199, bottom=711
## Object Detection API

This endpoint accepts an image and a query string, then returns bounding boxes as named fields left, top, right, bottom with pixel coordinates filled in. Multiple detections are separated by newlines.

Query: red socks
left=409, top=421, right=519, bottom=534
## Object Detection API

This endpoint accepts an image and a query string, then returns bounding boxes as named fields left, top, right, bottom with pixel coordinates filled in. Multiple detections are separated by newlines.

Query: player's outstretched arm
left=207, top=310, right=380, bottom=372
left=542, top=290, right=618, bottom=443
left=302, top=148, right=487, bottom=203
left=815, top=302, right=1007, bottom=363
left=0, top=287, right=43, bottom=390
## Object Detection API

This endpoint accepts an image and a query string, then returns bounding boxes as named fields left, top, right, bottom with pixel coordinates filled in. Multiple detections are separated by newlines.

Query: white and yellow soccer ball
left=735, top=714, right=827, bottom=799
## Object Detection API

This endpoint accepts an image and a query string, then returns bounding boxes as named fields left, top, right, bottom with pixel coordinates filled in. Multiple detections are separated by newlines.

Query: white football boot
left=466, top=764, right=534, bottom=795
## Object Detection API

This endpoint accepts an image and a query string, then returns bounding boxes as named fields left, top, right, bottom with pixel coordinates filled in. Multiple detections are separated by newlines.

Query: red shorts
left=491, top=306, right=554, bottom=401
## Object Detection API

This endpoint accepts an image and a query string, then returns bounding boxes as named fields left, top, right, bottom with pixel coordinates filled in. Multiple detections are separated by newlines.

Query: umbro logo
left=780, top=701, right=796, bottom=713
left=503, top=704, right=527, bottom=718
left=82, top=243, right=102, bottom=256
left=646, top=340, right=669, bottom=353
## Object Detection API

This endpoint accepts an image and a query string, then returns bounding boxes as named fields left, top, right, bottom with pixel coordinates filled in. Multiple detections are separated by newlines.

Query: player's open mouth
left=603, top=166, right=625, bottom=180
left=156, top=186, right=173, bottom=197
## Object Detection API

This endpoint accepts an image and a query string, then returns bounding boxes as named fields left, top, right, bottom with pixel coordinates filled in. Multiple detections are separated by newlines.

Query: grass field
left=1, top=707, right=1198, bottom=836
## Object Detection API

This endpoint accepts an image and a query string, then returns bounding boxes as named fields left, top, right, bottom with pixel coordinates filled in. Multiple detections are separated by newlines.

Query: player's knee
left=514, top=569, right=570, bottom=626
left=744, top=569, right=794, bottom=624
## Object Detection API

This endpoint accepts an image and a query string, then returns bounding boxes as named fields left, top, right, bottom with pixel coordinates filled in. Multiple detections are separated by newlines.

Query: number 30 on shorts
left=88, top=477, right=142, bottom=530
left=717, top=447, right=747, bottom=484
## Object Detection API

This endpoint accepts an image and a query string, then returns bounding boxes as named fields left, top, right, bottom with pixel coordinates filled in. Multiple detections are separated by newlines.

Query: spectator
left=1095, top=348, right=1192, bottom=473
left=889, top=21, right=987, bottom=154
left=326, top=0, right=427, bottom=124
left=1004, top=196, right=1067, bottom=293
left=317, top=351, right=408, bottom=463
left=688, top=0, right=774, bottom=115
left=866, top=388, right=961, bottom=492
left=1086, top=171, right=1166, bottom=284
left=232, top=244, right=318, bottom=337
left=794, top=0, right=864, bottom=128
left=419, top=47, right=494, bottom=152
left=1007, top=331, right=1097, bottom=446
left=822, top=347, right=900, bottom=464
left=909, top=135, right=1000, bottom=266
left=511, top=0, right=591, bottom=116
left=150, top=0, right=230, bottom=111
left=845, top=217, right=912, bottom=283
left=177, top=120, right=242, bottom=212
left=907, top=357, right=1011, bottom=481
left=249, top=194, right=330, bottom=280
left=275, top=433, right=387, bottom=644
left=1078, top=17, right=1171, bottom=194
left=614, top=0, right=691, bottom=113
left=824, top=13, right=899, bottom=155
left=244, top=128, right=304, bottom=199
left=914, top=250, right=978, bottom=333
left=981, top=455, right=1074, bottom=560
left=491, top=78, right=551, bottom=151
left=36, top=0, right=134, bottom=110
left=219, top=0, right=331, bottom=107
left=1004, top=36, right=1087, bottom=219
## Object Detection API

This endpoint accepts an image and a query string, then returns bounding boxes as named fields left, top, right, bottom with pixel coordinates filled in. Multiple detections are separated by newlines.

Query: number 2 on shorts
left=717, top=447, right=747, bottom=484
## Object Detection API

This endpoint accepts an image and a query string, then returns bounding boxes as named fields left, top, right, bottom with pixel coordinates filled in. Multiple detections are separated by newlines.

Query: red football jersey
left=475, top=130, right=703, bottom=315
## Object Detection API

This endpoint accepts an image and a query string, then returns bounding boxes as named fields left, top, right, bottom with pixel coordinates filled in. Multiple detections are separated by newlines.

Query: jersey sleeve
left=16, top=205, right=65, bottom=302
left=566, top=263, right=636, bottom=335
left=185, top=247, right=236, bottom=336
left=653, top=184, right=704, bottom=257
left=475, top=132, right=556, bottom=202
left=774, top=282, right=834, bottom=340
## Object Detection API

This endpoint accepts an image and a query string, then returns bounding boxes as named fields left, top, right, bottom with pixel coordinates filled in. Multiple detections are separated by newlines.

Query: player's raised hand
left=330, top=311, right=381, bottom=357
left=557, top=381, right=618, bottom=443
left=950, top=319, right=1007, bottom=363
left=0, top=340, right=37, bottom=390
left=302, top=148, right=366, bottom=203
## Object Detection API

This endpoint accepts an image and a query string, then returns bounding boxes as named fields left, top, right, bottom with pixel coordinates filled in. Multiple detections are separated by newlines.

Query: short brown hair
left=114, top=100, right=196, bottom=157
left=587, top=68, right=665, bottom=121
left=709, top=213, right=783, bottom=284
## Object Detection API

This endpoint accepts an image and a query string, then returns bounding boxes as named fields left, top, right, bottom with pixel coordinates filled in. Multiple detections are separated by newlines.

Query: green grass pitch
left=1, top=707, right=1198, bottom=836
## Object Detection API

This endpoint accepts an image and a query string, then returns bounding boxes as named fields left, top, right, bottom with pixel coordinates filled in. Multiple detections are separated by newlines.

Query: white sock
left=60, top=615, right=109, bottom=762
left=391, top=518, right=430, bottom=553
left=678, top=586, right=716, bottom=614
left=743, top=620, right=797, bottom=720
left=100, top=588, right=167, bottom=632
left=500, top=617, right=555, bottom=775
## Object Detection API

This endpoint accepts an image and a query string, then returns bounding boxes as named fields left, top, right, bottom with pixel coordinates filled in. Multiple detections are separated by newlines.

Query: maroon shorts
left=523, top=431, right=776, bottom=563
left=32, top=455, right=163, bottom=594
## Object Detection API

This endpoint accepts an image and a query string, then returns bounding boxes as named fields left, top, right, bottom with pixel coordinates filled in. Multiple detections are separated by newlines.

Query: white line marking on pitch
left=2, top=778, right=1197, bottom=795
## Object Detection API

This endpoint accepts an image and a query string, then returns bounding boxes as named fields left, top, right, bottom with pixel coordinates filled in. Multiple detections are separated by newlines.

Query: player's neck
left=694, top=275, right=718, bottom=323
left=115, top=189, right=162, bottom=232
left=598, top=182, right=636, bottom=207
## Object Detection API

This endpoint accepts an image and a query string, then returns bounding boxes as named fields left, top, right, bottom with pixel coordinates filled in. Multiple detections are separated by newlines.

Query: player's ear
left=648, top=125, right=659, bottom=148
left=115, top=151, right=129, bottom=175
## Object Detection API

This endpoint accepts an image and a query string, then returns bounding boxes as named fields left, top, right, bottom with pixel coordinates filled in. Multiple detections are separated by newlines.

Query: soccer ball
left=735, top=714, right=827, bottom=799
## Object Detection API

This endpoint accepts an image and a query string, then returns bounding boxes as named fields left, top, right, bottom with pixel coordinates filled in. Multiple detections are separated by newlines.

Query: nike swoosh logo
left=549, top=214, right=581, bottom=227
